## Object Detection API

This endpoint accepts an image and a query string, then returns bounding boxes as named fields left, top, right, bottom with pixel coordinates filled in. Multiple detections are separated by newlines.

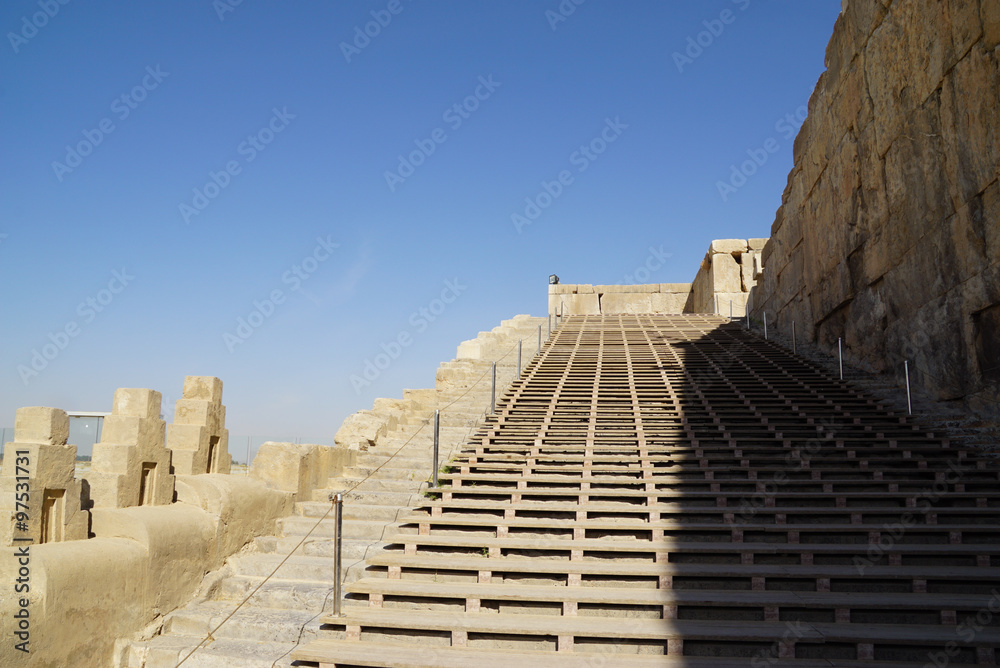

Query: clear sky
left=0, top=0, right=842, bottom=452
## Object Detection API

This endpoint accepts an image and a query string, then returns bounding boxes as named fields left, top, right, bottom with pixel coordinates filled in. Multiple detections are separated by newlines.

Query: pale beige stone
left=552, top=292, right=600, bottom=316
left=709, top=253, right=743, bottom=293
left=1, top=408, right=88, bottom=546
left=593, top=284, right=657, bottom=293
left=747, top=238, right=769, bottom=251
left=182, top=376, right=223, bottom=404
left=251, top=442, right=355, bottom=500
left=165, top=376, right=230, bottom=475
left=13, top=406, right=69, bottom=445
left=334, top=410, right=390, bottom=451
left=659, top=283, right=693, bottom=293
left=710, top=239, right=748, bottom=254
left=87, top=388, right=175, bottom=509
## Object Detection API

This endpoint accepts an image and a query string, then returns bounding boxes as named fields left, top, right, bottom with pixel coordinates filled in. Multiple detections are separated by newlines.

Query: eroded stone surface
left=751, top=0, right=1000, bottom=414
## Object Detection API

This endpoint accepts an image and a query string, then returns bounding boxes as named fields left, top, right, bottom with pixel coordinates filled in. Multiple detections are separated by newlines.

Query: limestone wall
left=690, top=238, right=768, bottom=316
left=548, top=284, right=693, bottom=316
left=749, top=0, right=1000, bottom=415
left=546, top=238, right=767, bottom=317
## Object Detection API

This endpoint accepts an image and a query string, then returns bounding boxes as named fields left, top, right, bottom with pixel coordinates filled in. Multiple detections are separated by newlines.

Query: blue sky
left=0, top=0, right=841, bottom=451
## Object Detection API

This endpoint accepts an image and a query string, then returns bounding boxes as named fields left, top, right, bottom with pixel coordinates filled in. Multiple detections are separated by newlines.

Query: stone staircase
left=291, top=314, right=1000, bottom=666
left=123, top=316, right=548, bottom=668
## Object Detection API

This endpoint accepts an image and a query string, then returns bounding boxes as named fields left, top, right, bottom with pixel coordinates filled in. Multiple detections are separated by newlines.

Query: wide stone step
left=273, top=536, right=390, bottom=561
left=341, top=464, right=434, bottom=481
left=279, top=516, right=396, bottom=540
left=129, top=635, right=299, bottom=668
left=295, top=501, right=404, bottom=522
left=327, top=476, right=426, bottom=493
left=164, top=601, right=322, bottom=644
left=229, top=553, right=343, bottom=581
left=311, top=488, right=418, bottom=506
left=217, top=575, right=338, bottom=610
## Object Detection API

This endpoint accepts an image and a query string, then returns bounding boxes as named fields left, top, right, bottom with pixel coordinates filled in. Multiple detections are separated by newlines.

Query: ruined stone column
left=165, top=376, right=231, bottom=475
left=86, top=388, right=176, bottom=508
left=0, top=407, right=88, bottom=546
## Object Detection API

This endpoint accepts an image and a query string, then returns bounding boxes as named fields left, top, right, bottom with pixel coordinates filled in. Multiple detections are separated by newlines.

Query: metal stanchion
left=904, top=361, right=912, bottom=415
left=792, top=321, right=797, bottom=355
left=432, top=410, right=440, bottom=488
left=332, top=492, right=344, bottom=617
left=490, top=362, right=496, bottom=415
left=838, top=338, right=844, bottom=380
left=763, top=312, right=768, bottom=340
left=517, top=339, right=522, bottom=378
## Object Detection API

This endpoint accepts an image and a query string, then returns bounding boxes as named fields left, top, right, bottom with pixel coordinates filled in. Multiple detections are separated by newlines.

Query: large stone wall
left=547, top=239, right=767, bottom=317
left=548, top=284, right=693, bottom=316
left=750, top=0, right=1000, bottom=415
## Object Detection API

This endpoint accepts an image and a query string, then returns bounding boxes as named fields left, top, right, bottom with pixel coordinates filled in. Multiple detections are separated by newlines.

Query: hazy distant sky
left=1, top=0, right=841, bottom=451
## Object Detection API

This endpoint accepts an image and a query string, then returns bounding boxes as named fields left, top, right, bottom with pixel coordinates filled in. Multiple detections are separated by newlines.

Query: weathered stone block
left=747, top=238, right=769, bottom=251
left=182, top=376, right=223, bottom=404
left=709, top=253, right=742, bottom=293
left=112, top=388, right=161, bottom=420
left=710, top=239, right=748, bottom=254
left=173, top=400, right=224, bottom=428
left=14, top=407, right=69, bottom=445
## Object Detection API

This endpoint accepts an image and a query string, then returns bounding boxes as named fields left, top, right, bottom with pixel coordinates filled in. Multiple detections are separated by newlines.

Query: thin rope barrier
left=174, top=332, right=539, bottom=667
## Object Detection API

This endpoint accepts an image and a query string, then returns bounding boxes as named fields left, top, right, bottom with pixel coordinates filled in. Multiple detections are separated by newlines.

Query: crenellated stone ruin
left=165, top=375, right=231, bottom=475
left=87, top=388, right=176, bottom=508
left=0, top=407, right=88, bottom=546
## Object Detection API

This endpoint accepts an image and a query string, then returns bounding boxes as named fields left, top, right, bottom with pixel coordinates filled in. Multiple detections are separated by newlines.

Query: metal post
left=792, top=321, right=797, bottom=355
left=245, top=436, right=251, bottom=476
left=517, top=339, right=522, bottom=378
left=333, top=492, right=344, bottom=616
left=838, top=338, right=843, bottom=380
left=432, top=410, right=440, bottom=488
left=490, top=362, right=496, bottom=415
left=904, top=361, right=912, bottom=415
left=763, top=312, right=768, bottom=340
